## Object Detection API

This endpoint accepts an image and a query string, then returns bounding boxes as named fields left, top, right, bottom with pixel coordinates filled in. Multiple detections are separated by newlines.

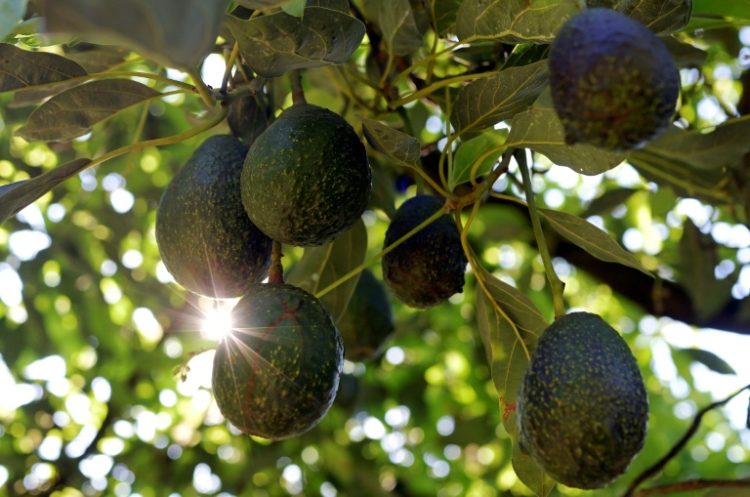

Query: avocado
left=382, top=195, right=467, bottom=308
left=241, top=103, right=372, bottom=246
left=517, top=312, right=648, bottom=489
left=211, top=283, right=343, bottom=440
left=338, top=269, right=395, bottom=361
left=549, top=8, right=680, bottom=150
left=155, top=135, right=272, bottom=298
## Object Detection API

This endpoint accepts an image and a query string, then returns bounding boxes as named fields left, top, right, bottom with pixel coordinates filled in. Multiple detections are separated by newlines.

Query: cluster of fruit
left=154, top=100, right=471, bottom=440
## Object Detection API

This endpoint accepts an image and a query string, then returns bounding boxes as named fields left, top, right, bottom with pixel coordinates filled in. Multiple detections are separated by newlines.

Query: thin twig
left=623, top=383, right=750, bottom=497
left=634, top=479, right=750, bottom=497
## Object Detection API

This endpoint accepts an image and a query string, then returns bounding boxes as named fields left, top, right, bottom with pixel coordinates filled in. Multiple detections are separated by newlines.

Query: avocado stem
left=268, top=241, right=284, bottom=284
left=516, top=149, right=566, bottom=319
left=291, top=70, right=307, bottom=105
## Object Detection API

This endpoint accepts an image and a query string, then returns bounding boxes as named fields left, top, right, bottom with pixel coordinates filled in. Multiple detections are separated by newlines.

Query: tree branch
left=634, top=479, right=750, bottom=497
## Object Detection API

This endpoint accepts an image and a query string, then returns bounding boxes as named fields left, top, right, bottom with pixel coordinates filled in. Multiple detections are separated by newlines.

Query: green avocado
left=211, top=283, right=343, bottom=440
left=382, top=195, right=467, bottom=308
left=155, top=135, right=272, bottom=298
left=517, top=312, right=648, bottom=489
left=549, top=8, right=679, bottom=150
left=241, top=103, right=372, bottom=246
left=338, top=269, right=395, bottom=361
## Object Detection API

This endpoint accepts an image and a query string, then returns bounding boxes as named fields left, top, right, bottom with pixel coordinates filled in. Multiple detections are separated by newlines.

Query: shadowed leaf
left=18, top=79, right=160, bottom=142
left=362, top=119, right=421, bottom=165
left=0, top=43, right=87, bottom=93
left=0, top=158, right=90, bottom=223
left=379, top=0, right=423, bottom=55
left=39, top=0, right=229, bottom=68
left=581, top=188, right=639, bottom=218
left=455, top=0, right=584, bottom=43
left=226, top=6, right=365, bottom=77
left=507, top=90, right=626, bottom=175
left=539, top=208, right=651, bottom=275
left=591, top=0, right=691, bottom=33
left=286, top=219, right=367, bottom=322
left=512, top=444, right=555, bottom=497
left=451, top=60, right=549, bottom=136
left=677, top=348, right=737, bottom=375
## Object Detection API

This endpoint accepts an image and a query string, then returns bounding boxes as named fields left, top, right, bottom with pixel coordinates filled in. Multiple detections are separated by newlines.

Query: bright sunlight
left=200, top=305, right=234, bottom=342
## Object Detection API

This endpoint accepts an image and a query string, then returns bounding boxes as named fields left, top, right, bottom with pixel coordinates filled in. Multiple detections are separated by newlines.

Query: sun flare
left=201, top=307, right=234, bottom=342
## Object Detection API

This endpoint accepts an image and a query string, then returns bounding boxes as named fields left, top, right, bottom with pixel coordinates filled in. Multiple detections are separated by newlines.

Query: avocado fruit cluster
left=382, top=195, right=467, bottom=308
left=517, top=312, right=648, bottom=489
left=337, top=269, right=395, bottom=361
left=211, top=283, right=343, bottom=440
left=155, top=135, right=272, bottom=298
left=549, top=8, right=679, bottom=150
left=241, top=103, right=372, bottom=246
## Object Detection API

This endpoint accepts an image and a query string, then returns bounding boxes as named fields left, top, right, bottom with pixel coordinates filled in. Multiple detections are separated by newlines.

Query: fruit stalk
left=268, top=240, right=284, bottom=284
left=291, top=70, right=306, bottom=105
left=516, top=149, right=566, bottom=318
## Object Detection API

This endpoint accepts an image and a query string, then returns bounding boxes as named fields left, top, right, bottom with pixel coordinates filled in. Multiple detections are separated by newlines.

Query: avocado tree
left=1, top=1, right=750, bottom=496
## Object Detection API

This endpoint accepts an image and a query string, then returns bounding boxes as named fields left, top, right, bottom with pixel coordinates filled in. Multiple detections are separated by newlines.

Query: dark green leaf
left=451, top=128, right=508, bottom=190
left=362, top=119, right=421, bottom=165
left=475, top=268, right=546, bottom=495
left=512, top=443, right=555, bottom=497
left=17, top=79, right=160, bottom=142
left=286, top=219, right=368, bottom=322
left=0, top=0, right=27, bottom=39
left=236, top=0, right=288, bottom=8
left=64, top=45, right=131, bottom=72
left=451, top=60, right=549, bottom=136
left=677, top=220, right=735, bottom=321
left=581, top=188, right=639, bottom=218
left=455, top=0, right=583, bottom=43
left=635, top=117, right=750, bottom=172
left=307, top=0, right=349, bottom=10
left=608, top=0, right=692, bottom=33
left=677, top=348, right=737, bottom=375
left=539, top=208, right=652, bottom=275
left=0, top=43, right=87, bottom=93
left=507, top=91, right=626, bottom=175
left=379, top=0, right=423, bottom=56
left=226, top=6, right=365, bottom=77
left=433, top=0, right=462, bottom=34
left=0, top=158, right=90, bottom=223
left=39, top=0, right=229, bottom=69
left=662, top=36, right=708, bottom=68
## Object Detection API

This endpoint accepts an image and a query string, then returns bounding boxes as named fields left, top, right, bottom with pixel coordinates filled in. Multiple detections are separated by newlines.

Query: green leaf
left=475, top=268, right=548, bottom=492
left=581, top=188, right=639, bottom=218
left=226, top=6, right=365, bottom=77
left=455, top=0, right=584, bottom=43
left=38, top=0, right=229, bottom=69
left=450, top=60, right=549, bottom=136
left=692, top=0, right=750, bottom=22
left=17, top=79, right=160, bottom=142
left=0, top=43, right=87, bottom=93
left=677, top=348, right=736, bottom=375
left=451, top=128, right=508, bottom=190
left=379, top=0, right=423, bottom=56
left=433, top=0, right=462, bottom=34
left=0, top=158, right=90, bottom=224
left=596, top=0, right=692, bottom=33
left=0, top=0, right=27, bottom=39
left=281, top=0, right=306, bottom=17
left=236, top=0, right=288, bottom=8
left=362, top=119, right=421, bottom=165
left=507, top=90, right=626, bottom=175
left=286, top=219, right=367, bottom=322
left=635, top=117, right=750, bottom=172
left=64, top=45, right=131, bottom=73
left=512, top=443, right=555, bottom=497
left=677, top=220, right=735, bottom=321
left=539, top=208, right=652, bottom=276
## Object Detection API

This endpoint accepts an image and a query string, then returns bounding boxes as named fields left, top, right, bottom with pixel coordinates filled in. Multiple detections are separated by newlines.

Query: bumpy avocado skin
left=241, top=104, right=372, bottom=246
left=382, top=195, right=467, bottom=308
left=338, top=269, right=395, bottom=361
left=517, top=312, right=648, bottom=489
left=211, top=283, right=344, bottom=440
left=155, top=135, right=272, bottom=298
left=549, top=8, right=679, bottom=150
